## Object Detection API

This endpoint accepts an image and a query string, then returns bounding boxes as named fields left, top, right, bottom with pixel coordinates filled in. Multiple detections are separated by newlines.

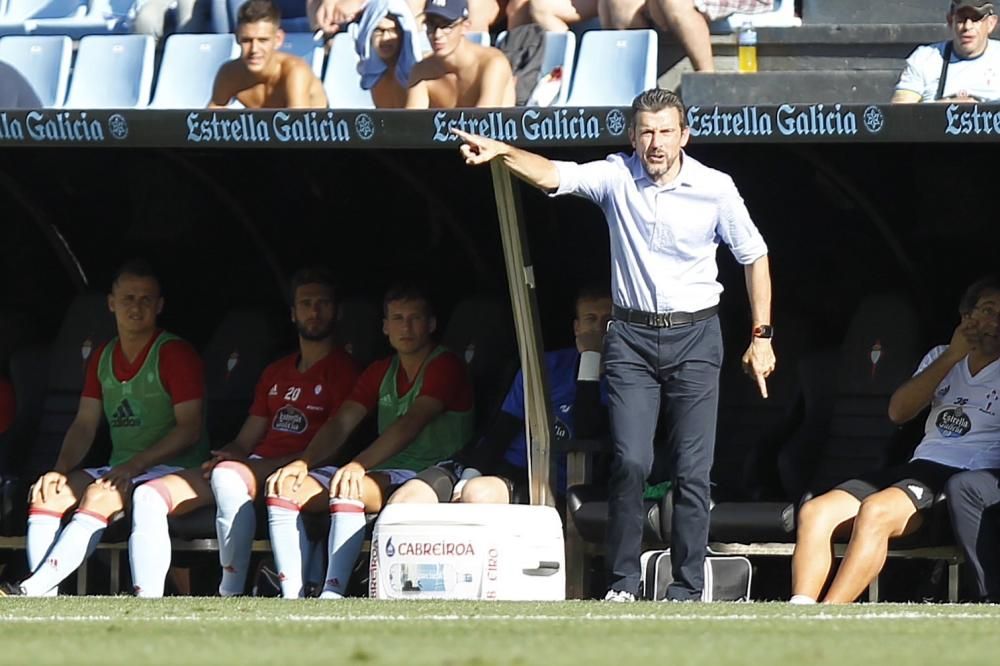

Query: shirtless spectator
left=357, top=0, right=424, bottom=108
left=308, top=0, right=521, bottom=33
left=210, top=0, right=328, bottom=109
left=406, top=0, right=515, bottom=108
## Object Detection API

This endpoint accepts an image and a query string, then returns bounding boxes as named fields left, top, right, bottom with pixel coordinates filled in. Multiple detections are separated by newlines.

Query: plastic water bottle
left=738, top=22, right=758, bottom=73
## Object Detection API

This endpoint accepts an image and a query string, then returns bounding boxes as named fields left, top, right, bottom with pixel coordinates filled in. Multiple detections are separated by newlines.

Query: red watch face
left=753, top=325, right=774, bottom=339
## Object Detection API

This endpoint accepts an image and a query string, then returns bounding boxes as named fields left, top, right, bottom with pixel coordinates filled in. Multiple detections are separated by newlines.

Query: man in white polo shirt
left=893, top=0, right=1000, bottom=103
left=452, top=88, right=774, bottom=602
left=791, top=276, right=1000, bottom=604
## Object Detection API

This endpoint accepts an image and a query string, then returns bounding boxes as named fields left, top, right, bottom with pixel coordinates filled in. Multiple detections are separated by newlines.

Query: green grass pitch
left=1, top=599, right=999, bottom=665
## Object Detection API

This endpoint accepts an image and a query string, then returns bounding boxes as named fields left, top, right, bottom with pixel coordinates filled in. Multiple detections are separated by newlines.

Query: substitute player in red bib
left=265, top=283, right=474, bottom=598
left=128, top=268, right=358, bottom=597
left=1, top=260, right=208, bottom=597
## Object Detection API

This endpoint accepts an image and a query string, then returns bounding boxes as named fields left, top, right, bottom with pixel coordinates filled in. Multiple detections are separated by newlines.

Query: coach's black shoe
left=0, top=581, right=25, bottom=596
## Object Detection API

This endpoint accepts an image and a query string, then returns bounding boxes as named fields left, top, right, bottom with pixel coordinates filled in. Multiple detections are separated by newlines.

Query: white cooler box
left=370, top=503, right=565, bottom=600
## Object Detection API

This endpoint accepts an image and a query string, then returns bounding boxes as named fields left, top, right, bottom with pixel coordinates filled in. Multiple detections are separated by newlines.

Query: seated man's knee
left=79, top=482, right=125, bottom=516
left=459, top=477, right=510, bottom=504
left=796, top=494, right=849, bottom=535
left=388, top=479, right=439, bottom=505
left=945, top=472, right=982, bottom=506
left=131, top=482, right=172, bottom=514
left=855, top=494, right=902, bottom=533
left=212, top=460, right=257, bottom=498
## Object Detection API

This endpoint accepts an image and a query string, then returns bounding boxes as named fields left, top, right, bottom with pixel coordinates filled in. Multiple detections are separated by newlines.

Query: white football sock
left=129, top=484, right=172, bottom=598
left=25, top=510, right=64, bottom=598
left=319, top=499, right=366, bottom=599
left=212, top=465, right=257, bottom=597
left=21, top=511, right=106, bottom=597
left=267, top=497, right=308, bottom=599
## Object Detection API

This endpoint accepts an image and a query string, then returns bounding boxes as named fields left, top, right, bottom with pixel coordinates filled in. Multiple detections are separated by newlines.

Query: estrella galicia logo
left=385, top=537, right=395, bottom=557
left=936, top=407, right=971, bottom=438
left=107, top=113, right=129, bottom=140
left=862, top=106, right=884, bottom=134
left=606, top=109, right=626, bottom=137
left=355, top=113, right=375, bottom=141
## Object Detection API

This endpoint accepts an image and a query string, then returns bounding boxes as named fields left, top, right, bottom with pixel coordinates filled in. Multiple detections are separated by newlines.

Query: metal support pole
left=489, top=161, right=554, bottom=508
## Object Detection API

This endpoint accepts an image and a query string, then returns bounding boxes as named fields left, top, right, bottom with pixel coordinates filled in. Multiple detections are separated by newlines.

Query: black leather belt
left=612, top=304, right=718, bottom=328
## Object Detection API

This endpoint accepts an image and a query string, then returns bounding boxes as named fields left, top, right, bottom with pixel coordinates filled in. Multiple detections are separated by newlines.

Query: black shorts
left=835, top=459, right=961, bottom=510
left=415, top=459, right=527, bottom=504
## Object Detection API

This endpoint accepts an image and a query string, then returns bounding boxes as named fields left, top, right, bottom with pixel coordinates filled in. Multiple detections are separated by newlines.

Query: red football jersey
left=250, top=349, right=359, bottom=459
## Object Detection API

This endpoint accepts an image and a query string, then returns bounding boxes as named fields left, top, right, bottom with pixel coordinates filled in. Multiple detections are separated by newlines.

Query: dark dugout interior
left=0, top=141, right=995, bottom=489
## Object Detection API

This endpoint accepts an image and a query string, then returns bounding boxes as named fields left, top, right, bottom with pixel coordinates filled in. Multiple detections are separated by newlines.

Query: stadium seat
left=64, top=34, right=155, bottom=109
left=279, top=31, right=324, bottom=78
left=0, top=0, right=83, bottom=36
left=150, top=33, right=239, bottom=109
left=323, top=31, right=374, bottom=109
left=12, top=0, right=136, bottom=39
left=0, top=34, right=71, bottom=107
left=540, top=31, right=575, bottom=106
left=565, top=29, right=657, bottom=107
left=335, top=299, right=387, bottom=371
left=440, top=297, right=516, bottom=433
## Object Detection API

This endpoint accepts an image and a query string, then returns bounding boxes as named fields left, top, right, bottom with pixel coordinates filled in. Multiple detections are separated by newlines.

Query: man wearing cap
left=405, top=0, right=516, bottom=108
left=452, top=88, right=774, bottom=602
left=892, top=0, right=1000, bottom=103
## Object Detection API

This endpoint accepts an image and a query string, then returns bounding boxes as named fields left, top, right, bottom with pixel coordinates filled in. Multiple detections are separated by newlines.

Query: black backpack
left=499, top=24, right=546, bottom=105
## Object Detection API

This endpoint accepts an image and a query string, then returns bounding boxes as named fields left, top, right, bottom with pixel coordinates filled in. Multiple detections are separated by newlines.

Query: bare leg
left=459, top=476, right=511, bottom=503
left=529, top=0, right=599, bottom=31
left=647, top=0, right=714, bottom=71
left=823, top=488, right=922, bottom=603
left=467, top=0, right=501, bottom=31
left=387, top=478, right=440, bottom=504
left=791, top=490, right=860, bottom=601
left=599, top=0, right=650, bottom=29
left=507, top=0, right=534, bottom=28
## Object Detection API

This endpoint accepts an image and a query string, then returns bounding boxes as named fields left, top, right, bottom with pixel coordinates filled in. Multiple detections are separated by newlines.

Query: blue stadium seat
left=64, top=34, right=154, bottom=109
left=0, top=0, right=84, bottom=36
left=323, top=32, right=373, bottom=109
left=280, top=31, right=324, bottom=77
left=466, top=30, right=489, bottom=46
left=565, top=29, right=657, bottom=106
left=150, top=33, right=239, bottom=109
left=540, top=30, right=575, bottom=106
left=0, top=34, right=70, bottom=106
left=4, top=0, right=136, bottom=38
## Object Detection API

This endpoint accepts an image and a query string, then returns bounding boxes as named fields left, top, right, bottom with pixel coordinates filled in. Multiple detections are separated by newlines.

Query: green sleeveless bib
left=98, top=332, right=208, bottom=468
left=374, top=346, right=473, bottom=471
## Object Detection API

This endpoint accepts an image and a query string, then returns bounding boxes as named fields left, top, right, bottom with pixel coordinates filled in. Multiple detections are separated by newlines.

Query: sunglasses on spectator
left=425, top=18, right=463, bottom=35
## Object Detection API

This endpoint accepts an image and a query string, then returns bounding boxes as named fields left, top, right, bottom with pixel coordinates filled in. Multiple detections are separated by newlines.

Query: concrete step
left=802, top=0, right=945, bottom=24
left=680, top=70, right=900, bottom=105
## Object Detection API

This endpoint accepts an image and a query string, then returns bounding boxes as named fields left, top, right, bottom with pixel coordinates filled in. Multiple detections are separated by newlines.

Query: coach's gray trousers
left=945, top=468, right=1000, bottom=600
left=603, top=315, right=722, bottom=600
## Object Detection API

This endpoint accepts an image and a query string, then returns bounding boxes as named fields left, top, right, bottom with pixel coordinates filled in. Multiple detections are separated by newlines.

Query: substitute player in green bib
left=265, top=283, right=474, bottom=598
left=1, top=260, right=208, bottom=597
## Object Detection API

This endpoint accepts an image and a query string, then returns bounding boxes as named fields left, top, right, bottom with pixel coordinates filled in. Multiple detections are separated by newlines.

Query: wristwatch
left=752, top=324, right=774, bottom=339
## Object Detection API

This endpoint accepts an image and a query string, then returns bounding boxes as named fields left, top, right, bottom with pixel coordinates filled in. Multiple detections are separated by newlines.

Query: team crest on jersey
left=981, top=389, right=998, bottom=416
left=937, top=384, right=950, bottom=398
left=272, top=405, right=308, bottom=434
left=553, top=419, right=570, bottom=440
left=315, top=384, right=323, bottom=395
left=936, top=407, right=971, bottom=438
left=268, top=384, right=278, bottom=396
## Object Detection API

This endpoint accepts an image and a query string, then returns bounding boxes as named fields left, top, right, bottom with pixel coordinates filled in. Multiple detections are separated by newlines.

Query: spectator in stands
left=264, top=283, right=474, bottom=598
left=390, top=286, right=612, bottom=505
left=892, top=0, right=1000, bottom=103
left=526, top=0, right=597, bottom=31
left=0, top=61, right=42, bottom=109
left=790, top=276, right=1000, bottom=604
left=405, top=0, right=516, bottom=108
left=308, top=0, right=520, bottom=33
left=128, top=268, right=358, bottom=597
left=452, top=88, right=774, bottom=603
left=0, top=260, right=208, bottom=598
left=134, top=0, right=210, bottom=42
left=357, top=0, right=424, bottom=108
left=210, top=0, right=328, bottom=108
left=600, top=0, right=774, bottom=72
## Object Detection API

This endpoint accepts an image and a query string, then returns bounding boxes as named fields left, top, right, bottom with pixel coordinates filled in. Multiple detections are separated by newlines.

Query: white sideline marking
left=0, top=611, right=996, bottom=623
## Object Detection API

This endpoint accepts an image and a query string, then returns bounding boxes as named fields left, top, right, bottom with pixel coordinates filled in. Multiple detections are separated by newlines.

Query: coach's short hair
left=237, top=0, right=281, bottom=27
left=959, top=275, right=1000, bottom=314
left=630, top=89, right=687, bottom=129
